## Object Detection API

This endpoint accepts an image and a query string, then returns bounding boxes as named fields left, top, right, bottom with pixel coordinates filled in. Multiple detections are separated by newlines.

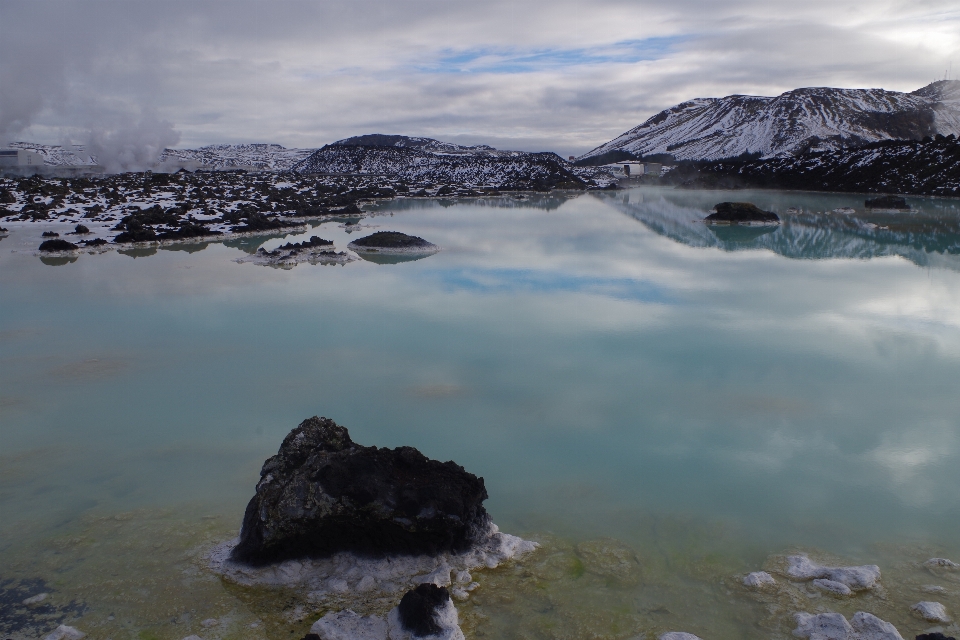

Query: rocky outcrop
left=231, top=417, right=491, bottom=565
left=38, top=239, right=79, bottom=252
left=348, top=232, right=437, bottom=252
left=705, top=202, right=780, bottom=224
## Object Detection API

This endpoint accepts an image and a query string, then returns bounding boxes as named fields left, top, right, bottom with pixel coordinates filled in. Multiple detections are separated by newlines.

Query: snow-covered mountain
left=8, top=142, right=314, bottom=171
left=580, top=80, right=960, bottom=162
left=291, top=136, right=590, bottom=190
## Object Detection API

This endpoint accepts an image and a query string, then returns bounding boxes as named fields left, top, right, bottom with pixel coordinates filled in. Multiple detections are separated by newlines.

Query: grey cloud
left=1, top=0, right=958, bottom=159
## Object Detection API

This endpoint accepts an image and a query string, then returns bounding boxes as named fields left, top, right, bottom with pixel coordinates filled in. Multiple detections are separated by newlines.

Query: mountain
left=665, top=134, right=960, bottom=197
left=8, top=142, right=314, bottom=171
left=330, top=134, right=499, bottom=156
left=580, top=80, right=960, bottom=162
left=291, top=136, right=591, bottom=190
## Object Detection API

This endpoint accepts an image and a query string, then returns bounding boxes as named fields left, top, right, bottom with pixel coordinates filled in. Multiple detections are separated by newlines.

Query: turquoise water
left=2, top=188, right=960, bottom=638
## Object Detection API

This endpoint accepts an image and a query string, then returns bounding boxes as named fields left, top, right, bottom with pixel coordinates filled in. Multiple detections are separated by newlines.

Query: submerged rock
left=43, top=626, right=86, bottom=640
left=911, top=601, right=951, bottom=623
left=743, top=571, right=776, bottom=588
left=574, top=538, right=642, bottom=586
left=232, top=417, right=491, bottom=564
left=925, top=558, right=960, bottom=570
left=793, top=611, right=903, bottom=640
left=705, top=202, right=780, bottom=224
left=786, top=554, right=881, bottom=591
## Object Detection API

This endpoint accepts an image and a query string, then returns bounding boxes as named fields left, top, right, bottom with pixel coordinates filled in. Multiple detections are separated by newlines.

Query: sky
left=1, top=0, right=959, bottom=159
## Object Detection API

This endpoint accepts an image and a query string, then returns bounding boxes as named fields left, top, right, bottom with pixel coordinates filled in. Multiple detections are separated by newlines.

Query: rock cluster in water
left=705, top=202, right=780, bottom=224
left=232, top=417, right=491, bottom=564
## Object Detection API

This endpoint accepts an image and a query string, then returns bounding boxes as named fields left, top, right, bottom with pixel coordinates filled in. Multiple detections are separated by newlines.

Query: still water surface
left=2, top=188, right=959, bottom=638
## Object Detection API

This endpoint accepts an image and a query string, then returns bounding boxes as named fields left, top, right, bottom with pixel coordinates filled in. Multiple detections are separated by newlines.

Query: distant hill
left=330, top=134, right=499, bottom=156
left=7, top=142, right=315, bottom=171
left=156, top=144, right=314, bottom=171
left=292, top=135, right=590, bottom=190
left=580, top=80, right=960, bottom=162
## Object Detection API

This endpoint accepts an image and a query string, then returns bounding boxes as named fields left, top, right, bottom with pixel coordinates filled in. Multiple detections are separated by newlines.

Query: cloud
left=1, top=0, right=959, bottom=156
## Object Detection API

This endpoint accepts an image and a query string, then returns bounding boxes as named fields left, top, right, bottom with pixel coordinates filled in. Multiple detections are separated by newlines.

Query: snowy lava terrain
left=581, top=80, right=960, bottom=162
left=666, top=134, right=960, bottom=197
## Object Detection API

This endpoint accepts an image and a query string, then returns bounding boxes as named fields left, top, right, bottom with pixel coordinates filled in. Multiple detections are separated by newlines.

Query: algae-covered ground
left=2, top=508, right=958, bottom=639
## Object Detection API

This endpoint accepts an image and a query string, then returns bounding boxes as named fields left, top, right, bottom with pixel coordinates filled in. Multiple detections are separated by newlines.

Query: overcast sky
left=1, top=0, right=958, bottom=157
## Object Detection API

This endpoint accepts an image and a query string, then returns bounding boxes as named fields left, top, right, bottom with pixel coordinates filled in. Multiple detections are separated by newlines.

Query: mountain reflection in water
left=599, top=188, right=960, bottom=268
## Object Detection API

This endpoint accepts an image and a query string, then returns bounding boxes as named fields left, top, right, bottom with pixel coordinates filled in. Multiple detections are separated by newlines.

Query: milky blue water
left=2, top=188, right=959, bottom=638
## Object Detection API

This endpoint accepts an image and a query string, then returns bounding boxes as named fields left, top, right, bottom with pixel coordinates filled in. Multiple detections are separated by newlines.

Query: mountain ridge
left=580, top=80, right=960, bottom=162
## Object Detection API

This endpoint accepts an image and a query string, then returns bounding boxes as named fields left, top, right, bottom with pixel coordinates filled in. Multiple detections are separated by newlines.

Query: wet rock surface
left=232, top=417, right=491, bottom=564
left=705, top=202, right=780, bottom=224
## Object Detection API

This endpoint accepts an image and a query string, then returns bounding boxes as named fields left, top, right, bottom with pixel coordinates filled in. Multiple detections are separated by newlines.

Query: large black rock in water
left=865, top=195, right=909, bottom=210
left=232, top=417, right=489, bottom=564
left=705, top=202, right=780, bottom=224
left=349, top=231, right=436, bottom=249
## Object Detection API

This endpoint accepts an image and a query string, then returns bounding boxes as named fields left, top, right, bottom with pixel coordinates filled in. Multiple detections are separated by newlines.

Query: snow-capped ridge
left=581, top=80, right=960, bottom=162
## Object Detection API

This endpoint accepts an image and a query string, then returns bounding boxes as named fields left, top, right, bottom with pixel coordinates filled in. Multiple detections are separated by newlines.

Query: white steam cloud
left=82, top=112, right=180, bottom=173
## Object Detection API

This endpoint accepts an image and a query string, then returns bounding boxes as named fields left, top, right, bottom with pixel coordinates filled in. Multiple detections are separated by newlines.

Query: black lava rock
left=300, top=635, right=322, bottom=640
left=916, top=634, right=957, bottom=640
left=349, top=231, right=434, bottom=249
left=38, top=239, right=79, bottom=252
left=82, top=238, right=108, bottom=246
left=398, top=583, right=450, bottom=636
left=41, top=231, right=60, bottom=237
left=232, top=417, right=490, bottom=565
left=865, top=195, right=909, bottom=210
left=277, top=236, right=333, bottom=251
left=705, top=202, right=780, bottom=224
left=74, top=224, right=90, bottom=234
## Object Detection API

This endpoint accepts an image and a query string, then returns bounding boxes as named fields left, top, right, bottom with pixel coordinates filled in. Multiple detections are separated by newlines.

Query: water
left=2, top=187, right=959, bottom=639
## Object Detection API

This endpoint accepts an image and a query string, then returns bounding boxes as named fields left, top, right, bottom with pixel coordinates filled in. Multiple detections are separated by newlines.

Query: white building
left=0, top=148, right=46, bottom=168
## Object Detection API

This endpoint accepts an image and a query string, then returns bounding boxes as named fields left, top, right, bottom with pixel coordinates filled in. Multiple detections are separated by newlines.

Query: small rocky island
left=864, top=195, right=910, bottom=211
left=211, top=416, right=536, bottom=640
left=347, top=231, right=439, bottom=254
left=705, top=202, right=780, bottom=225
